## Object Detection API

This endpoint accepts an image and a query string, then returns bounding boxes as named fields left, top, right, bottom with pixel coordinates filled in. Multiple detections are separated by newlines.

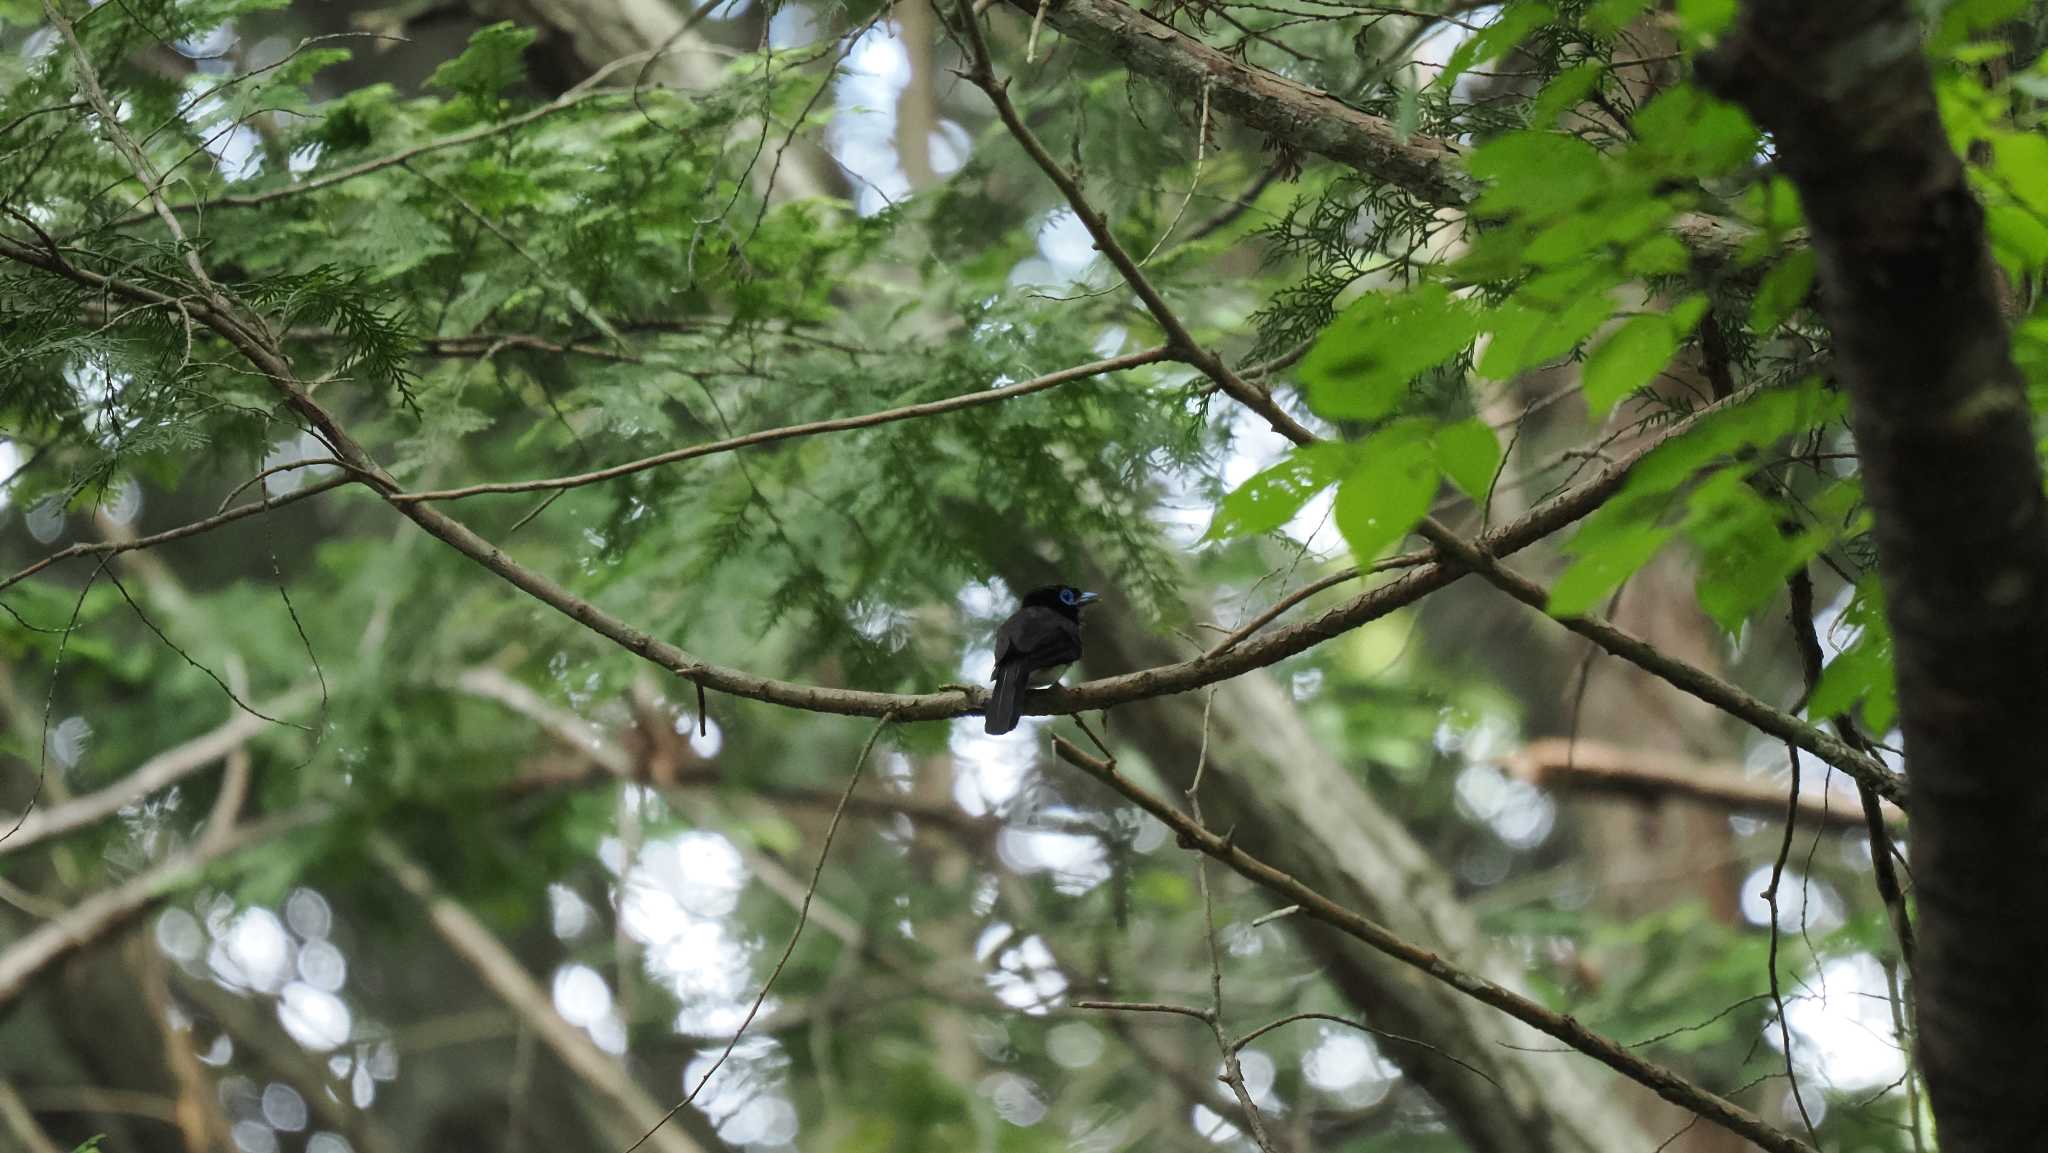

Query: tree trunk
left=1704, top=5, right=2048, bottom=1149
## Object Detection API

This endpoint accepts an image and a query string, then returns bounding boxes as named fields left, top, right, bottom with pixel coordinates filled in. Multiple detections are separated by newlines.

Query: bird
left=984, top=584, right=1099, bottom=735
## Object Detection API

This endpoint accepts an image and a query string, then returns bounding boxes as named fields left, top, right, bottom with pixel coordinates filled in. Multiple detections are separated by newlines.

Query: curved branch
left=394, top=347, right=1171, bottom=503
left=999, top=0, right=1757, bottom=268
left=1049, top=735, right=1816, bottom=1153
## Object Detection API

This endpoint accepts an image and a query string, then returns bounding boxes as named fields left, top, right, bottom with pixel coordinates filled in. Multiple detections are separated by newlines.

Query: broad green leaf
left=1738, top=177, right=1805, bottom=234
left=1529, top=61, right=1604, bottom=126
left=1807, top=580, right=1898, bottom=733
left=1440, top=4, right=1556, bottom=91
left=1333, top=422, right=1437, bottom=563
left=1625, top=233, right=1693, bottom=277
left=1523, top=192, right=1671, bottom=266
left=1675, top=0, right=1736, bottom=38
left=1991, top=131, right=2048, bottom=217
left=1936, top=0, right=2028, bottom=51
left=1626, top=377, right=1845, bottom=496
left=1469, top=132, right=1609, bottom=218
left=1549, top=520, right=1676, bottom=616
left=1204, top=442, right=1358, bottom=540
left=1633, top=85, right=1758, bottom=177
left=1435, top=418, right=1503, bottom=502
left=1588, top=0, right=1653, bottom=34
left=1477, top=288, right=1616, bottom=379
left=1300, top=283, right=1482, bottom=420
left=1583, top=296, right=1706, bottom=414
left=1988, top=203, right=2048, bottom=273
left=1749, top=249, right=1816, bottom=331
left=1683, top=472, right=1799, bottom=632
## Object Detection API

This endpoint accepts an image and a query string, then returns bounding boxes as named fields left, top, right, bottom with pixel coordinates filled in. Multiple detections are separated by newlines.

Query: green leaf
left=1675, top=0, right=1737, bottom=39
left=1333, top=422, right=1437, bottom=563
left=1991, top=130, right=2048, bottom=218
left=1748, top=249, right=1816, bottom=331
left=1523, top=192, right=1670, bottom=266
left=1936, top=0, right=2028, bottom=52
left=427, top=21, right=537, bottom=106
left=1477, top=287, right=1617, bottom=379
left=1633, top=85, right=1759, bottom=177
left=1435, top=418, right=1503, bottom=502
left=1582, top=296, right=1707, bottom=414
left=1807, top=580, right=1898, bottom=733
left=1204, top=442, right=1357, bottom=540
left=1469, top=132, right=1609, bottom=218
left=1988, top=203, right=2048, bottom=273
left=1738, top=177, right=1805, bottom=233
left=1529, top=61, right=1604, bottom=126
left=1299, top=283, right=1481, bottom=421
left=1625, top=233, right=1693, bottom=278
left=68, top=1140, right=105, bottom=1153
left=1588, top=0, right=1653, bottom=34
left=1626, top=377, right=1845, bottom=496
left=1684, top=473, right=1799, bottom=632
left=1440, top=4, right=1556, bottom=91
left=1549, top=520, right=1676, bottom=616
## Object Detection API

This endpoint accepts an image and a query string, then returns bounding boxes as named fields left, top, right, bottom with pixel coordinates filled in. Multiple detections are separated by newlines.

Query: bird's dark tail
left=985, top=662, right=1028, bottom=735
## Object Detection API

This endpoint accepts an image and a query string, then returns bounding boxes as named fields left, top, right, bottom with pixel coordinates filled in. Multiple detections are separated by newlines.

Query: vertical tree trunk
left=1705, top=5, right=2048, bottom=1149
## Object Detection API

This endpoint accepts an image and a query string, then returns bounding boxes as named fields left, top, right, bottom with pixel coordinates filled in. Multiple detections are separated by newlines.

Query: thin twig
left=394, top=347, right=1169, bottom=503
left=625, top=711, right=897, bottom=1153
left=1760, top=744, right=1823, bottom=1144
left=101, top=57, right=655, bottom=229
left=1227, top=1011, right=1500, bottom=1089
left=1047, top=734, right=1818, bottom=1153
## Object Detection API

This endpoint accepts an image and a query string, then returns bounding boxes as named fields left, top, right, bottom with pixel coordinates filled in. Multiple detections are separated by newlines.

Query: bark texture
left=1703, top=6, right=2048, bottom=1149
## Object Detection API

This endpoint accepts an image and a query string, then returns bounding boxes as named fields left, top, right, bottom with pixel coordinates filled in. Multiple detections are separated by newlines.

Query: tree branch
left=393, top=347, right=1170, bottom=503
left=993, top=0, right=1756, bottom=267
left=1500, top=737, right=1901, bottom=830
left=1048, top=735, right=1816, bottom=1153
left=1702, top=4, right=2048, bottom=1146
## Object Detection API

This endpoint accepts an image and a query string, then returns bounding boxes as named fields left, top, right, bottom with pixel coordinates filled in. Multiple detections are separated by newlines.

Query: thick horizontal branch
left=1500, top=737, right=1902, bottom=830
left=0, top=240, right=1814, bottom=741
left=394, top=346, right=1170, bottom=503
left=6, top=196, right=1892, bottom=818
left=960, top=4, right=1884, bottom=808
left=1007, top=0, right=1469, bottom=204
left=1001, top=0, right=1756, bottom=266
left=1049, top=736, right=1816, bottom=1153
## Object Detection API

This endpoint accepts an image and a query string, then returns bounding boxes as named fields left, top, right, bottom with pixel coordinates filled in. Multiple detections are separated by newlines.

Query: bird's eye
left=1060, top=588, right=1076, bottom=605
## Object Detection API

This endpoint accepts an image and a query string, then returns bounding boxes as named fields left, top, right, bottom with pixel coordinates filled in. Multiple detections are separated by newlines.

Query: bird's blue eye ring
left=1059, top=588, right=1077, bottom=605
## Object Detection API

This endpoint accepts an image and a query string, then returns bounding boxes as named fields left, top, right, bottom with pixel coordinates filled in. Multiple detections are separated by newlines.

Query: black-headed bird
left=984, top=584, right=1099, bottom=735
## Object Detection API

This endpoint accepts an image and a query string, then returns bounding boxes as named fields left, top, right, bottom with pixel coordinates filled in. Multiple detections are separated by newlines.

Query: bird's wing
left=996, top=608, right=1082, bottom=670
